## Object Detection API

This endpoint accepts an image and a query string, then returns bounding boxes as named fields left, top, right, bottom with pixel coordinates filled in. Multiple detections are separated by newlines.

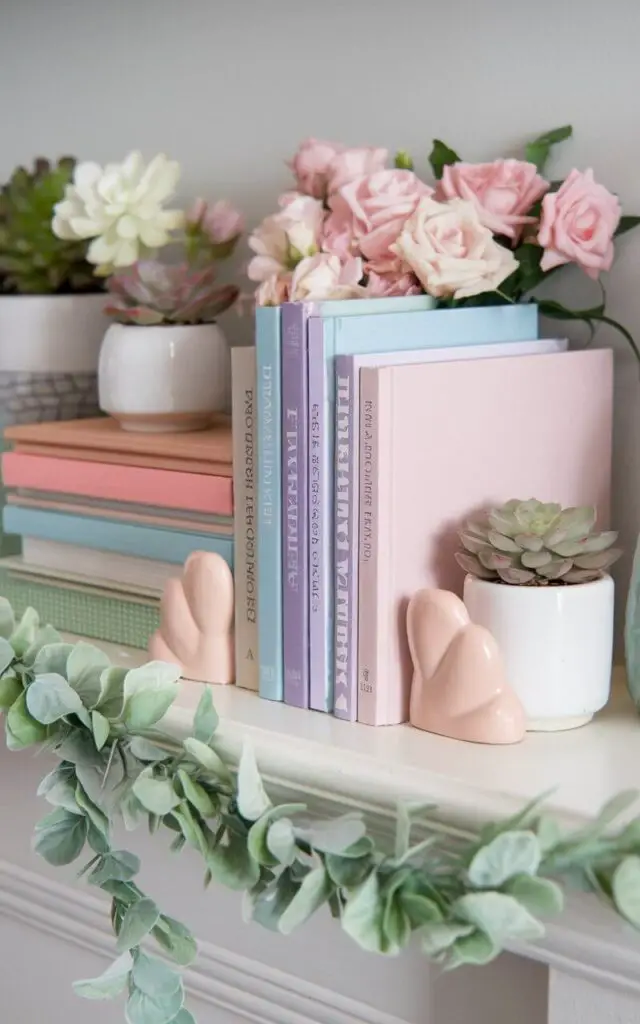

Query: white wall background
left=1, top=0, right=639, bottom=603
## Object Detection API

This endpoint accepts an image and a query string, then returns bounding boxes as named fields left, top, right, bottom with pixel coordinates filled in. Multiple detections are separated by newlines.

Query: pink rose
left=248, top=194, right=324, bottom=282
left=365, top=266, right=422, bottom=298
left=187, top=198, right=244, bottom=244
left=326, top=146, right=388, bottom=194
left=437, top=160, right=549, bottom=241
left=392, top=196, right=518, bottom=300
left=289, top=253, right=366, bottom=301
left=289, top=138, right=344, bottom=198
left=537, top=168, right=621, bottom=279
left=322, top=208, right=359, bottom=261
left=255, top=273, right=291, bottom=306
left=331, top=170, right=433, bottom=270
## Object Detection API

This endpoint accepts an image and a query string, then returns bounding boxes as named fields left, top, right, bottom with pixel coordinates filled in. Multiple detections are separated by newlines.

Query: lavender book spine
left=308, top=317, right=331, bottom=711
left=281, top=304, right=309, bottom=708
left=333, top=355, right=358, bottom=720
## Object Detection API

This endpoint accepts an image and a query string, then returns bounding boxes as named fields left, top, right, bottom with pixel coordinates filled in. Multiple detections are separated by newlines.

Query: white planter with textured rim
left=463, top=574, right=614, bottom=731
left=98, top=322, right=230, bottom=433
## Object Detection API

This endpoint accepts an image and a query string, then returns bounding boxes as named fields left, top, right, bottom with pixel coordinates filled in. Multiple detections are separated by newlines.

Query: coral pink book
left=2, top=453, right=233, bottom=516
left=357, top=349, right=613, bottom=727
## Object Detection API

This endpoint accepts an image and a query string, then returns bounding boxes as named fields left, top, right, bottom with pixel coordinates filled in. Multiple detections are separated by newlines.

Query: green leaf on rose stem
left=91, top=710, right=110, bottom=751
left=73, top=951, right=133, bottom=1000
left=236, top=742, right=271, bottom=820
left=125, top=981, right=184, bottom=1024
left=133, top=768, right=181, bottom=817
left=0, top=636, right=15, bottom=675
left=152, top=915, right=198, bottom=967
left=193, top=686, right=218, bottom=743
left=467, top=831, right=541, bottom=889
left=6, top=691, right=48, bottom=749
left=183, top=737, right=231, bottom=783
left=131, top=951, right=182, bottom=998
left=115, top=897, right=160, bottom=953
left=454, top=891, right=545, bottom=945
left=67, top=641, right=112, bottom=708
left=0, top=671, right=21, bottom=710
left=33, top=809, right=88, bottom=866
left=26, top=672, right=85, bottom=724
left=524, top=125, right=572, bottom=172
left=0, top=598, right=15, bottom=639
left=122, top=662, right=181, bottom=731
left=278, top=866, right=331, bottom=935
left=428, top=139, right=461, bottom=180
left=615, top=215, right=640, bottom=238
left=32, top=642, right=74, bottom=677
left=88, top=851, right=141, bottom=886
left=612, top=856, right=640, bottom=927
left=97, top=666, right=128, bottom=720
left=177, top=768, right=218, bottom=817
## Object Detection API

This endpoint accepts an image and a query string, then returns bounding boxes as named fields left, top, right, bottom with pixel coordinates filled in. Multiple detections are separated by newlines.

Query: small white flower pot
left=0, top=293, right=106, bottom=426
left=98, top=322, right=230, bottom=433
left=463, top=574, right=614, bottom=731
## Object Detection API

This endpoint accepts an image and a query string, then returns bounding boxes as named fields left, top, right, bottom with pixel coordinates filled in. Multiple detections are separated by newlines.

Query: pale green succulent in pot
left=456, top=498, right=622, bottom=586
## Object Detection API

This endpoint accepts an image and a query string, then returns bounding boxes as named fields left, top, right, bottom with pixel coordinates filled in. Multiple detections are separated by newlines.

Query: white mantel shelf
left=76, top=637, right=640, bottom=833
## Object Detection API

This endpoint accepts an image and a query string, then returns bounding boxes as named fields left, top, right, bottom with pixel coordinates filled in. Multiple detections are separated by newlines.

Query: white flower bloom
left=52, top=151, right=184, bottom=271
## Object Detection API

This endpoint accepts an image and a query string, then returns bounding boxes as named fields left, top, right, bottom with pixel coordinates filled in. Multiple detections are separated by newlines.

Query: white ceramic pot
left=0, top=293, right=106, bottom=426
left=98, top=322, right=230, bottom=433
left=463, top=574, right=614, bottom=731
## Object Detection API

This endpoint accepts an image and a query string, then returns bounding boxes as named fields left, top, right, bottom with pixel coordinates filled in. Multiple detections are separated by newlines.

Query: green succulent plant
left=0, top=157, right=99, bottom=294
left=456, top=498, right=622, bottom=586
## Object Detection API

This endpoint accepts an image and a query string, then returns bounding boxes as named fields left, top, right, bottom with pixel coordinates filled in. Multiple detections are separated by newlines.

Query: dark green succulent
left=0, top=157, right=100, bottom=295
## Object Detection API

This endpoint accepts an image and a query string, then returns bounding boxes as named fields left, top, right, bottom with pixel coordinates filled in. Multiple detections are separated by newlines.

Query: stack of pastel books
left=232, top=297, right=613, bottom=723
left=0, top=417, right=234, bottom=647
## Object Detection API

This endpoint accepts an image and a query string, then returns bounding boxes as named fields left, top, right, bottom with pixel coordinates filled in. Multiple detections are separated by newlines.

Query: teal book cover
left=308, top=301, right=539, bottom=714
left=256, top=306, right=284, bottom=701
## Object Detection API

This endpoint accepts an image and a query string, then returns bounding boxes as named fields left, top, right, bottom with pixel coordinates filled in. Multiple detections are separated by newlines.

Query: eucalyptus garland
left=2, top=599, right=640, bottom=1024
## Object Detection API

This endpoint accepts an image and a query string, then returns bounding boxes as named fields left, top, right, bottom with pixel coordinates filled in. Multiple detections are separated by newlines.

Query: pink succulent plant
left=105, top=262, right=239, bottom=326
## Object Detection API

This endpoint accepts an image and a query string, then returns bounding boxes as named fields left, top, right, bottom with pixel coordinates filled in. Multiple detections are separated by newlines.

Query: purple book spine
left=281, top=304, right=309, bottom=708
left=308, top=317, right=330, bottom=711
left=333, top=355, right=358, bottom=720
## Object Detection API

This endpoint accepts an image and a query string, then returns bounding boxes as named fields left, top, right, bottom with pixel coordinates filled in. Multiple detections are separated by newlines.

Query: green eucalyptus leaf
left=325, top=852, right=373, bottom=889
left=122, top=662, right=181, bottom=731
left=98, top=666, right=128, bottom=720
left=131, top=952, right=182, bottom=998
left=505, top=875, right=563, bottom=916
left=536, top=815, right=562, bottom=853
left=22, top=624, right=62, bottom=667
left=342, top=871, right=384, bottom=953
left=67, top=642, right=112, bottom=708
left=75, top=783, right=109, bottom=835
left=297, top=814, right=366, bottom=855
left=32, top=642, right=74, bottom=678
left=125, top=981, right=184, bottom=1024
left=129, top=737, right=172, bottom=762
left=448, top=930, right=498, bottom=967
left=152, top=916, right=198, bottom=967
left=183, top=738, right=231, bottom=783
left=0, top=598, right=16, bottom=639
left=266, top=818, right=296, bottom=866
left=0, top=636, right=15, bottom=674
left=43, top=774, right=82, bottom=814
left=247, top=803, right=307, bottom=866
left=88, top=851, right=141, bottom=886
left=612, top=856, right=640, bottom=927
left=237, top=742, right=271, bottom=820
left=454, top=891, right=545, bottom=944
left=399, top=892, right=443, bottom=928
left=278, top=866, right=331, bottom=935
left=208, top=830, right=261, bottom=890
left=395, top=803, right=411, bottom=861
left=91, top=710, right=110, bottom=751
left=6, top=691, right=48, bottom=749
left=177, top=768, right=217, bottom=817
left=250, top=870, right=300, bottom=931
left=193, top=686, right=218, bottom=743
left=9, top=607, right=40, bottom=656
left=87, top=822, right=111, bottom=854
left=116, top=897, right=160, bottom=953
left=33, top=809, right=87, bottom=866
left=171, top=804, right=208, bottom=854
left=0, top=671, right=22, bottom=710
left=26, top=671, right=85, bottom=724
left=468, top=830, right=541, bottom=889
left=421, top=922, right=474, bottom=956
left=168, top=1011, right=195, bottom=1024
left=133, top=768, right=181, bottom=817
left=73, top=951, right=133, bottom=1000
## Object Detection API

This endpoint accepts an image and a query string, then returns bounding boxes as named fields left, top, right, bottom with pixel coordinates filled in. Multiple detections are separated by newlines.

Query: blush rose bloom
left=248, top=193, right=324, bottom=282
left=289, top=138, right=344, bottom=198
left=331, top=169, right=433, bottom=269
left=392, top=196, right=519, bottom=300
left=326, top=147, right=388, bottom=194
left=322, top=207, right=359, bottom=261
left=437, top=160, right=549, bottom=241
left=537, top=168, right=621, bottom=279
left=366, top=267, right=422, bottom=298
left=289, top=253, right=366, bottom=301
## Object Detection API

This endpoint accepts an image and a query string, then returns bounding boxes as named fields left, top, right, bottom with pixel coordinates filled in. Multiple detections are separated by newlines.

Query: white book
left=20, top=537, right=179, bottom=594
left=232, top=346, right=259, bottom=690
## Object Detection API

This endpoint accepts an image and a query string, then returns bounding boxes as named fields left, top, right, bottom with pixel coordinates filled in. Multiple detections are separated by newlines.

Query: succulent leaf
left=457, top=500, right=620, bottom=587
left=106, top=261, right=238, bottom=326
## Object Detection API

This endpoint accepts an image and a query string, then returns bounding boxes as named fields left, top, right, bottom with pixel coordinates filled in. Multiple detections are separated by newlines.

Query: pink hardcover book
left=2, top=453, right=233, bottom=517
left=357, top=349, right=613, bottom=726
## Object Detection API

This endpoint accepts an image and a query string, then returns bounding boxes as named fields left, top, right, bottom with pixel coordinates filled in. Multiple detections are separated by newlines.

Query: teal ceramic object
left=625, top=536, right=640, bottom=708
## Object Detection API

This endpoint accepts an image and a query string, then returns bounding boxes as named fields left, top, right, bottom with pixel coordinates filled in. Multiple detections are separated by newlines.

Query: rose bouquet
left=52, top=152, right=243, bottom=324
left=248, top=128, right=640, bottom=359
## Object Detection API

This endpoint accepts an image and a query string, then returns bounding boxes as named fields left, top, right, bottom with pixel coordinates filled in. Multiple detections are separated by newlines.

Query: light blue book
left=308, top=301, right=539, bottom=714
left=255, top=306, right=283, bottom=701
left=3, top=506, right=234, bottom=567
